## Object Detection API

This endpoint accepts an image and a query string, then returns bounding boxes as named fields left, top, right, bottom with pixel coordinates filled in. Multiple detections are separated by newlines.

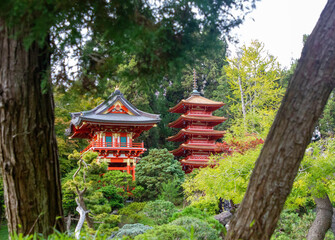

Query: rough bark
left=307, top=194, right=333, bottom=240
left=226, top=1, right=335, bottom=239
left=331, top=208, right=335, bottom=235
left=0, top=19, right=64, bottom=236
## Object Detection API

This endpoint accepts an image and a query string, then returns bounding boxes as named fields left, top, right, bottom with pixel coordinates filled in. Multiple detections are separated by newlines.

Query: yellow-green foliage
left=224, top=40, right=284, bottom=137
left=183, top=147, right=261, bottom=205
left=183, top=138, right=335, bottom=212
left=189, top=199, right=219, bottom=216
left=286, top=140, right=335, bottom=209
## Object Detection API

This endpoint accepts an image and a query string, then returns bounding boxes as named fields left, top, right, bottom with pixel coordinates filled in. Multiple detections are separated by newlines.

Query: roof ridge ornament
left=192, top=68, right=200, bottom=96
left=114, top=85, right=121, bottom=95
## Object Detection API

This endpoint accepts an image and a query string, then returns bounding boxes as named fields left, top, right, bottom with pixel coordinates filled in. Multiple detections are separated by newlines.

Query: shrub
left=135, top=149, right=184, bottom=200
left=132, top=186, right=145, bottom=201
left=119, top=202, right=147, bottom=215
left=190, top=199, right=219, bottom=215
left=119, top=202, right=151, bottom=225
left=169, top=206, right=224, bottom=234
left=142, top=200, right=177, bottom=225
left=170, top=216, right=220, bottom=240
left=158, top=178, right=183, bottom=205
left=169, top=206, right=208, bottom=221
left=272, top=210, right=335, bottom=240
left=98, top=185, right=124, bottom=210
left=113, top=223, right=153, bottom=239
left=134, top=224, right=189, bottom=240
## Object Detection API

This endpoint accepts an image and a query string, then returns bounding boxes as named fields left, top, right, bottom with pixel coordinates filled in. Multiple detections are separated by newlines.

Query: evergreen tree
left=135, top=149, right=184, bottom=200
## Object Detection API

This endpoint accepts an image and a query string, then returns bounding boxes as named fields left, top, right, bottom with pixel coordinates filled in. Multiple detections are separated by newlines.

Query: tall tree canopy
left=0, top=0, right=258, bottom=237
left=224, top=40, right=284, bottom=137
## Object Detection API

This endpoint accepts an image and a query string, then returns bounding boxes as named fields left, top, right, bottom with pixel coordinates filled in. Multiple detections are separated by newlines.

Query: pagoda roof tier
left=170, top=144, right=223, bottom=156
left=167, top=129, right=225, bottom=142
left=169, top=93, right=224, bottom=113
left=169, top=115, right=226, bottom=128
left=66, top=89, right=160, bottom=138
left=180, top=159, right=217, bottom=167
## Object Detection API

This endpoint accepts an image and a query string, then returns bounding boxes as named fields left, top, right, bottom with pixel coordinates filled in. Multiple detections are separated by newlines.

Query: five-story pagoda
left=167, top=71, right=226, bottom=173
left=66, top=88, right=160, bottom=180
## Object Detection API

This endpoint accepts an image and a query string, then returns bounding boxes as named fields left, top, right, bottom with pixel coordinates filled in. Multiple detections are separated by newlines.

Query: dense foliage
left=135, top=149, right=184, bottom=200
left=272, top=210, right=335, bottom=240
left=183, top=144, right=262, bottom=204
left=112, top=223, right=153, bottom=239
left=142, top=200, right=177, bottom=225
left=223, top=40, right=284, bottom=137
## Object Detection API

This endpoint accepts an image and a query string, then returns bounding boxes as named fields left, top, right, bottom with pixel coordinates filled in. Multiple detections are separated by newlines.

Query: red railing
left=186, top=110, right=212, bottom=116
left=185, top=139, right=215, bottom=145
left=184, top=155, right=212, bottom=162
left=186, top=125, right=213, bottom=131
left=81, top=141, right=144, bottom=153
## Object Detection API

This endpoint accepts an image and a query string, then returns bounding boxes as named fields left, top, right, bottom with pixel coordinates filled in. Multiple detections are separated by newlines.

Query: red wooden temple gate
left=66, top=88, right=160, bottom=180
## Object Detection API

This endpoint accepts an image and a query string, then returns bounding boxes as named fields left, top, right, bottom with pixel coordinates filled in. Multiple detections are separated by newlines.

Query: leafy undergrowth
left=272, top=210, right=335, bottom=240
left=0, top=224, right=8, bottom=240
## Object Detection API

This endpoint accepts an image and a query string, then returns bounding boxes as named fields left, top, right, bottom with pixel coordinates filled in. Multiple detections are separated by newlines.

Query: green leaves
left=183, top=145, right=262, bottom=205
left=135, top=149, right=185, bottom=200
left=224, top=40, right=284, bottom=137
left=286, top=140, right=335, bottom=209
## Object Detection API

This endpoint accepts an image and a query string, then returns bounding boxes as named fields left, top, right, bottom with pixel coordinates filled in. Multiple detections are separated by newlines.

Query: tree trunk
left=226, top=1, right=335, bottom=239
left=75, top=199, right=89, bottom=240
left=66, top=214, right=72, bottom=233
left=238, top=72, right=247, bottom=130
left=0, top=19, right=64, bottom=237
left=307, top=194, right=333, bottom=240
left=77, top=189, right=94, bottom=229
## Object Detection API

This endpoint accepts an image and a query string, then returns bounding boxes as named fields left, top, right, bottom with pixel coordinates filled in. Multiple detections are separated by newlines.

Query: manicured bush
left=170, top=216, right=220, bottom=240
left=119, top=202, right=147, bottom=215
left=142, top=200, right=177, bottom=225
left=98, top=185, right=124, bottom=210
left=119, top=202, right=152, bottom=225
left=169, top=206, right=208, bottom=221
left=158, top=178, right=183, bottom=205
left=169, top=206, right=224, bottom=234
left=190, top=199, right=219, bottom=215
left=135, top=148, right=184, bottom=200
left=134, top=224, right=189, bottom=240
left=113, top=223, right=153, bottom=239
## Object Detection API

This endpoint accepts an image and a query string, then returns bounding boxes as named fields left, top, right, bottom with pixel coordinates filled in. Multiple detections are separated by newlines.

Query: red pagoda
left=66, top=88, right=160, bottom=180
left=167, top=72, right=226, bottom=173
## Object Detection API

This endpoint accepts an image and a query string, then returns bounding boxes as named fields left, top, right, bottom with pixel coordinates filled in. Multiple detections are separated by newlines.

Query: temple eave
left=167, top=130, right=225, bottom=142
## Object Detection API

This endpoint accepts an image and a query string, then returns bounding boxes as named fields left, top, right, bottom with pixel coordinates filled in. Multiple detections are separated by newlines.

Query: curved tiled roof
left=168, top=115, right=226, bottom=128
left=169, top=93, right=224, bottom=113
left=167, top=129, right=225, bottom=142
left=170, top=143, right=223, bottom=156
left=66, top=89, right=160, bottom=137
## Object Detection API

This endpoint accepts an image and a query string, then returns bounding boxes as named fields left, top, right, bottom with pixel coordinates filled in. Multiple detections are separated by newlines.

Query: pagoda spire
left=192, top=68, right=200, bottom=95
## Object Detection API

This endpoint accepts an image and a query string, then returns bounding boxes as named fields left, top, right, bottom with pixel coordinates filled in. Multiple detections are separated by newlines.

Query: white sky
left=229, top=0, right=327, bottom=68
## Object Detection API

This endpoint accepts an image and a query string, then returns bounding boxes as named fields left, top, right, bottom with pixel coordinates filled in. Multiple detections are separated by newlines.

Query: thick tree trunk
left=0, top=19, right=64, bottom=237
left=226, top=1, right=335, bottom=239
left=307, top=194, right=333, bottom=240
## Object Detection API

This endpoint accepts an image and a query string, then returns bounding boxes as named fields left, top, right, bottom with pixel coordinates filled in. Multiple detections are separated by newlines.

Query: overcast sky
left=229, top=0, right=327, bottom=68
